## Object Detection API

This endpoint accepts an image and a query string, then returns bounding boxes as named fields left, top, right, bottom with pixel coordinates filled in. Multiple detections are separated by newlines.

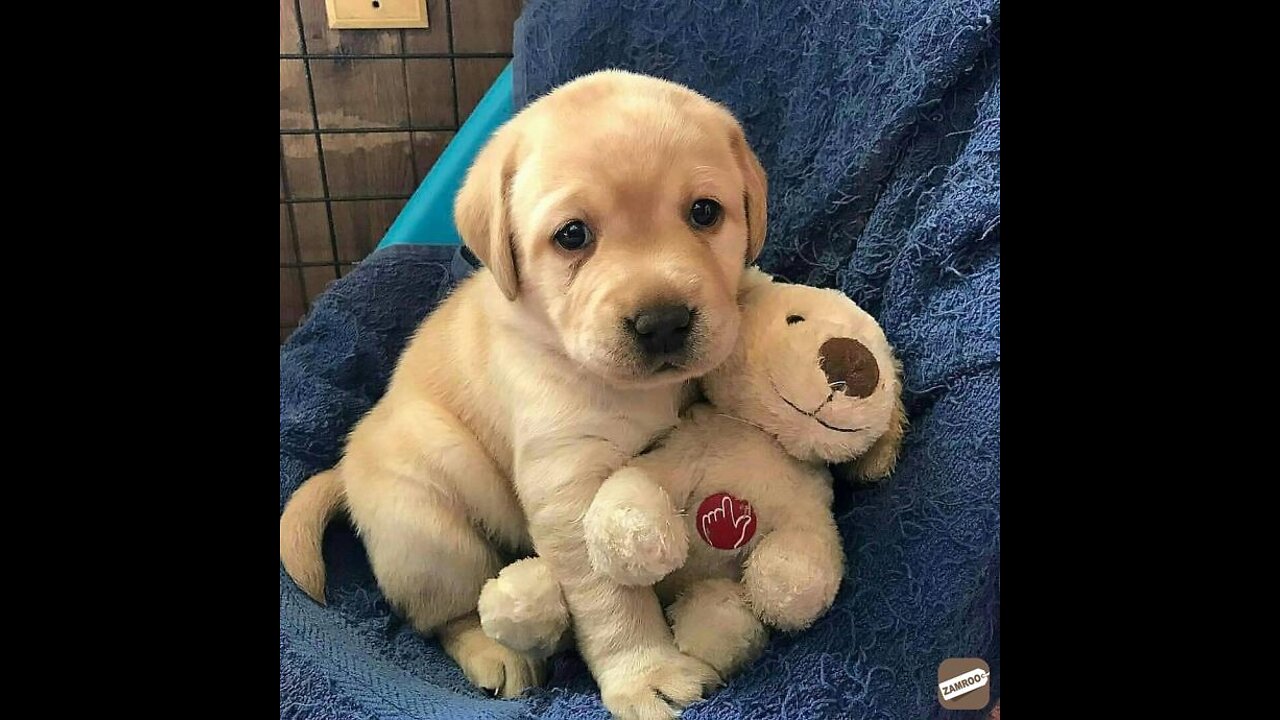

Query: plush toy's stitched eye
left=786, top=315, right=805, bottom=325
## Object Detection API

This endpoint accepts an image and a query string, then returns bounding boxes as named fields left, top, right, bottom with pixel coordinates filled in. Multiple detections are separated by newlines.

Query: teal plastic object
left=376, top=62, right=514, bottom=248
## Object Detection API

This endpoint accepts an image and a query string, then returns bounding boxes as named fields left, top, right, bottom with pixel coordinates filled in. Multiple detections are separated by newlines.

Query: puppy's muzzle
left=627, top=304, right=693, bottom=359
left=819, top=337, right=879, bottom=398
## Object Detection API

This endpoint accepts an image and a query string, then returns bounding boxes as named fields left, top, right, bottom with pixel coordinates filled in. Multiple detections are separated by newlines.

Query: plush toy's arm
left=477, top=556, right=572, bottom=659
left=742, top=506, right=845, bottom=632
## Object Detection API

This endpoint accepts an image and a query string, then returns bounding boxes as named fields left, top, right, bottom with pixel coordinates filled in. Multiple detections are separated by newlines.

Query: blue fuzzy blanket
left=280, top=0, right=1000, bottom=717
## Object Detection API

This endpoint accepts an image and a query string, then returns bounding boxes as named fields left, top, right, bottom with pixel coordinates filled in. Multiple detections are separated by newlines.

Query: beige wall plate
left=324, top=0, right=429, bottom=30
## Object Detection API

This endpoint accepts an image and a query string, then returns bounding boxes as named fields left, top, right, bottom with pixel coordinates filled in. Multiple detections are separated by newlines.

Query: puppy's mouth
left=591, top=355, right=696, bottom=388
left=770, top=378, right=866, bottom=434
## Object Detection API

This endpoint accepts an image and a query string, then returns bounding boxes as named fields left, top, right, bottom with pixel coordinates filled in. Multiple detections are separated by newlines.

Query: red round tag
left=695, top=492, right=756, bottom=550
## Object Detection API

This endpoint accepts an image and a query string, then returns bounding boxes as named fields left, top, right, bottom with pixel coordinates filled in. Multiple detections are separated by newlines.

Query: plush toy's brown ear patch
left=819, top=338, right=879, bottom=398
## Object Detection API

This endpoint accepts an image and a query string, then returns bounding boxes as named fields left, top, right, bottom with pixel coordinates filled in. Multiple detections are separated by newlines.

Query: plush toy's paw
left=598, top=647, right=722, bottom=720
left=743, top=530, right=843, bottom=632
left=477, top=558, right=569, bottom=659
left=668, top=579, right=768, bottom=680
left=584, top=471, right=688, bottom=586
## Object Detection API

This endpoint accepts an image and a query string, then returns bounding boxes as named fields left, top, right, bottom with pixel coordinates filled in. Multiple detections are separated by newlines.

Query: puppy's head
left=455, top=70, right=768, bottom=388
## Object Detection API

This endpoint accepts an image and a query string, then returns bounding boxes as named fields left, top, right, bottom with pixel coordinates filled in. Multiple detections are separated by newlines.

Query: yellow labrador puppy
left=280, top=70, right=768, bottom=719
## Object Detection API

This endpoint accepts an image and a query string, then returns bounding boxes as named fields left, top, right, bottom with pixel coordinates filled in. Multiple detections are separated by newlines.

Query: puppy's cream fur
left=280, top=70, right=768, bottom=719
left=477, top=271, right=907, bottom=679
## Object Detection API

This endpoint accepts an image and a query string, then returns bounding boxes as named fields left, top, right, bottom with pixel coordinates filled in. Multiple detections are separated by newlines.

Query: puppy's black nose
left=629, top=305, right=692, bottom=356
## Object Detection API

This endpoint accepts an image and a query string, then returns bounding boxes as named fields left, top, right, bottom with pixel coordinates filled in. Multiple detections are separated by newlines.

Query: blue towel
left=280, top=0, right=1000, bottom=717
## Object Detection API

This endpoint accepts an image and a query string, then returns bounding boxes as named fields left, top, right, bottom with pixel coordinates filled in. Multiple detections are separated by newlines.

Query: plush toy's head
left=702, top=269, right=906, bottom=475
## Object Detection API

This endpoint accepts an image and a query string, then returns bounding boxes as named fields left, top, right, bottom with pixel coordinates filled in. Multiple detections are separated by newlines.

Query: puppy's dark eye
left=689, top=199, right=722, bottom=228
left=554, top=220, right=593, bottom=251
left=786, top=315, right=805, bottom=325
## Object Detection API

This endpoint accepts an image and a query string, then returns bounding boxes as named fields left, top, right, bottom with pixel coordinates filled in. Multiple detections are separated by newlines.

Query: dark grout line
left=294, top=0, right=343, bottom=291
left=400, top=28, right=422, bottom=187
left=280, top=52, right=511, bottom=59
left=280, top=125, right=459, bottom=135
left=281, top=261, right=365, bottom=269
left=279, top=136, right=309, bottom=321
left=282, top=194, right=413, bottom=204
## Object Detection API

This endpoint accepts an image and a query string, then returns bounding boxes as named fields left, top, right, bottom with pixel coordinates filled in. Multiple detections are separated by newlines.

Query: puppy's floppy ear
left=729, top=125, right=769, bottom=263
left=853, top=356, right=908, bottom=480
left=455, top=125, right=521, bottom=300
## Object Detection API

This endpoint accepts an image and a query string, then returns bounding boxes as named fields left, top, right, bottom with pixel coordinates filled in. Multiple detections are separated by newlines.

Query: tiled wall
left=280, top=0, right=522, bottom=343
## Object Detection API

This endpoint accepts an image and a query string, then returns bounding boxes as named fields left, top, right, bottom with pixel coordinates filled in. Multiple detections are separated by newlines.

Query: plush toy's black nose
left=629, top=305, right=692, bottom=357
left=819, top=337, right=879, bottom=398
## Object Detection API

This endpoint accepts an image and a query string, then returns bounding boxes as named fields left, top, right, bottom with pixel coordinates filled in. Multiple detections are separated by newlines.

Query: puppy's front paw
left=599, top=649, right=721, bottom=720
left=584, top=499, right=689, bottom=586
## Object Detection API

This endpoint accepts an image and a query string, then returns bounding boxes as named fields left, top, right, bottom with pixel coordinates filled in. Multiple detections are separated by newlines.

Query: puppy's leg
left=352, top=485, right=543, bottom=696
left=667, top=579, right=768, bottom=680
left=562, top=572, right=720, bottom=720
left=343, top=402, right=543, bottom=697
left=521, top=450, right=720, bottom=720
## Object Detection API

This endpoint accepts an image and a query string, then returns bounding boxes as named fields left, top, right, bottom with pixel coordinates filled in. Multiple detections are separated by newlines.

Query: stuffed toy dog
left=477, top=269, right=907, bottom=679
